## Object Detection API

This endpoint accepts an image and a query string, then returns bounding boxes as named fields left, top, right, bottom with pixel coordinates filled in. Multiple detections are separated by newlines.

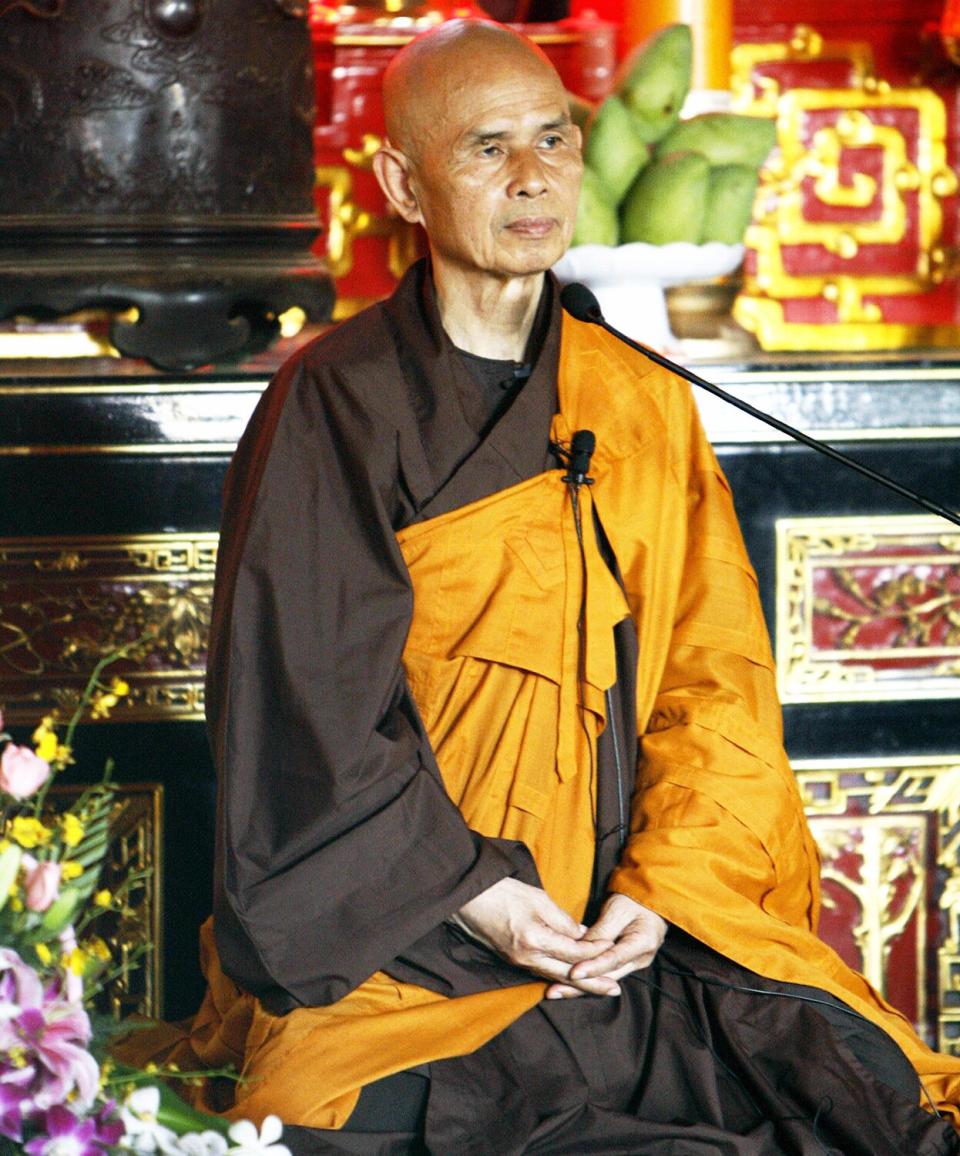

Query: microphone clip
left=554, top=430, right=596, bottom=488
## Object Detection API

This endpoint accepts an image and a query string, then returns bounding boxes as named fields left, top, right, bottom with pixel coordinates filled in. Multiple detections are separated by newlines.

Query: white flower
left=118, top=1085, right=181, bottom=1154
left=168, top=1131, right=229, bottom=1156
left=226, top=1115, right=291, bottom=1156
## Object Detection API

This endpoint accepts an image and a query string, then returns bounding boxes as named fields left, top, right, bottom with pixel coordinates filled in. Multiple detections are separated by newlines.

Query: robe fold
left=174, top=260, right=960, bottom=1148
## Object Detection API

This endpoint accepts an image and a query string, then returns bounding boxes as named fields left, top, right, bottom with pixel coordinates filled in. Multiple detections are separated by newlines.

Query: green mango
left=701, top=163, right=760, bottom=244
left=620, top=150, right=710, bottom=245
left=615, top=23, right=692, bottom=145
left=656, top=112, right=777, bottom=168
left=583, top=96, right=651, bottom=206
left=571, top=165, right=619, bottom=247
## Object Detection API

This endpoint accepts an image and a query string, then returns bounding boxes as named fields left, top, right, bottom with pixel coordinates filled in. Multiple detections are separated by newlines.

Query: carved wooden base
left=0, top=221, right=334, bottom=371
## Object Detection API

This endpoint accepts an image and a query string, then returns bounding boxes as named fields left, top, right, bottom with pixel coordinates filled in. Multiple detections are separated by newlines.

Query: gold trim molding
left=796, top=756, right=960, bottom=1053
left=776, top=515, right=960, bottom=703
left=0, top=534, right=216, bottom=724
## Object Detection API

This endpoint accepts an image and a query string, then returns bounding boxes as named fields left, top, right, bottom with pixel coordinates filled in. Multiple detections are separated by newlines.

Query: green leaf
left=155, top=1080, right=231, bottom=1136
left=39, top=885, right=82, bottom=934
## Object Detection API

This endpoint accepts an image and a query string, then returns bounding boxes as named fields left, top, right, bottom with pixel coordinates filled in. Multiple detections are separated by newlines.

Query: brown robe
left=187, top=260, right=960, bottom=1153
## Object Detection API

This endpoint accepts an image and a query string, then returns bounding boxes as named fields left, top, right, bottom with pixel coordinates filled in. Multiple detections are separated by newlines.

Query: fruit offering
left=571, top=24, right=777, bottom=249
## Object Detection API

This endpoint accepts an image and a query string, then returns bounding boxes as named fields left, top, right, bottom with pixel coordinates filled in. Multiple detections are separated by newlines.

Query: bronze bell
left=0, top=0, right=333, bottom=369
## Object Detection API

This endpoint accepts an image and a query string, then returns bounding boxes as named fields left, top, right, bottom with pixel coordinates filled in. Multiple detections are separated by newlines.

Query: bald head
left=372, top=16, right=582, bottom=297
left=383, top=19, right=564, bottom=160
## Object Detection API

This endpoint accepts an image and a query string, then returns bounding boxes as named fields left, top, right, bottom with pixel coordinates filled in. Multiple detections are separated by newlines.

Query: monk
left=184, top=16, right=960, bottom=1155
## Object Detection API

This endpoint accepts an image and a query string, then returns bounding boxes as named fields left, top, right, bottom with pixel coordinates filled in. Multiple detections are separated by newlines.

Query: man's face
left=405, top=55, right=583, bottom=282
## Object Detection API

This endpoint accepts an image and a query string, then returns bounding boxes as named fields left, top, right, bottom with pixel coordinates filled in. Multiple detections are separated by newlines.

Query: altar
left=1, top=0, right=960, bottom=1079
left=0, top=342, right=956, bottom=1053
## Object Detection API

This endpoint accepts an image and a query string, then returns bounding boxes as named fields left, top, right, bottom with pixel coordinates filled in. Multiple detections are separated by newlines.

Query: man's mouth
left=504, top=217, right=556, bottom=237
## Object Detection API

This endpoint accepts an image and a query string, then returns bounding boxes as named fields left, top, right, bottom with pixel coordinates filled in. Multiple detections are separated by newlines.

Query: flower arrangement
left=0, top=646, right=290, bottom=1156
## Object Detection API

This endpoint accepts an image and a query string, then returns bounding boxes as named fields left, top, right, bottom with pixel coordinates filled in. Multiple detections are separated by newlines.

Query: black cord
left=568, top=483, right=597, bottom=832
left=631, top=969, right=834, bottom=1154
left=655, top=961, right=943, bottom=1119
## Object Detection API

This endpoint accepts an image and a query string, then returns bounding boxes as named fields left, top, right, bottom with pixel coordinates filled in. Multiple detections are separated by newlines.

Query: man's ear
left=373, top=143, right=423, bottom=225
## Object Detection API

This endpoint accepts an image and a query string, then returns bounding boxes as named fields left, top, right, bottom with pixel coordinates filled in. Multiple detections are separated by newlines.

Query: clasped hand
left=449, top=878, right=666, bottom=999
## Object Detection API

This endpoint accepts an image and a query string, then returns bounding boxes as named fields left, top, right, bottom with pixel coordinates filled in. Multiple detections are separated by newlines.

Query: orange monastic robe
left=182, top=312, right=960, bottom=1130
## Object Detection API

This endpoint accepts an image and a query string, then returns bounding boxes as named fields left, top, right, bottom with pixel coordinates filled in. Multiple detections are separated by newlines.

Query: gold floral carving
left=46, top=782, right=162, bottom=1020
left=776, top=516, right=960, bottom=703
left=814, top=815, right=925, bottom=1018
left=316, top=150, right=421, bottom=284
left=796, top=757, right=960, bottom=1053
left=0, top=534, right=216, bottom=723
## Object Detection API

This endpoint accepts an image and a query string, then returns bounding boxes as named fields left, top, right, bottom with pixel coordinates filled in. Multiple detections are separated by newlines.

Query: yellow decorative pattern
left=796, top=757, right=960, bottom=1053
left=731, top=25, right=876, bottom=118
left=0, top=534, right=216, bottom=723
left=731, top=27, right=960, bottom=351
left=316, top=152, right=420, bottom=284
left=776, top=515, right=960, bottom=703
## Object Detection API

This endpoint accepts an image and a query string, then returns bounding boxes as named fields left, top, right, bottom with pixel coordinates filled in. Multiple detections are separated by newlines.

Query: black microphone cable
left=553, top=431, right=599, bottom=833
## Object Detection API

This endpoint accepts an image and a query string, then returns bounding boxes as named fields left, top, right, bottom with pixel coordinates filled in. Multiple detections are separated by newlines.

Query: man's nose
left=507, top=150, right=548, bottom=197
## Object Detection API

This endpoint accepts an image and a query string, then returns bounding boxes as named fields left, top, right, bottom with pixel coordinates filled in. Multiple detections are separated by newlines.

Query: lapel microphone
left=559, top=282, right=960, bottom=530
left=563, top=428, right=596, bottom=487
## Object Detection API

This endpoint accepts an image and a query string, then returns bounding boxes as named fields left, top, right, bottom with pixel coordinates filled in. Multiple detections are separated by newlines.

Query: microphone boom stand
left=560, top=284, right=960, bottom=530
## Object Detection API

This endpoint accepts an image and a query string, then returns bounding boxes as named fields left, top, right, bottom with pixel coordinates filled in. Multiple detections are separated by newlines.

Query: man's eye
left=539, top=135, right=563, bottom=149
left=480, top=143, right=503, bottom=157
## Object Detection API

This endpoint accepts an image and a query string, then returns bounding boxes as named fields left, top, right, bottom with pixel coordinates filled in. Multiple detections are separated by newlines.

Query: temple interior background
left=2, top=0, right=960, bottom=1052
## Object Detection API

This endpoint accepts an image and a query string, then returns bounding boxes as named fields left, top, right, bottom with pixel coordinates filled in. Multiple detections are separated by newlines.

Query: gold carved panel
left=776, top=515, right=960, bottom=703
left=47, top=782, right=162, bottom=1020
left=731, top=26, right=959, bottom=351
left=796, top=757, right=960, bottom=1053
left=0, top=534, right=216, bottom=723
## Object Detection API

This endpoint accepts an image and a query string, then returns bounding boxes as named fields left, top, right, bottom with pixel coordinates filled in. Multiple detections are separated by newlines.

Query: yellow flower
left=60, top=813, right=84, bottom=848
left=9, top=896, right=22, bottom=912
left=110, top=677, right=130, bottom=697
left=9, top=817, right=51, bottom=849
left=35, top=943, right=52, bottom=966
left=63, top=946, right=86, bottom=976
left=8, top=1046, right=27, bottom=1069
left=90, top=693, right=117, bottom=720
left=31, top=716, right=55, bottom=744
left=34, top=731, right=58, bottom=763
left=93, top=888, right=112, bottom=908
left=87, top=936, right=111, bottom=962
left=60, top=860, right=83, bottom=881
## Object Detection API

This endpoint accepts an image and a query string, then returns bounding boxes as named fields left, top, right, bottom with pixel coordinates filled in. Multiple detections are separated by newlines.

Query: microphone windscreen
left=571, top=428, right=596, bottom=455
left=560, top=282, right=603, bottom=324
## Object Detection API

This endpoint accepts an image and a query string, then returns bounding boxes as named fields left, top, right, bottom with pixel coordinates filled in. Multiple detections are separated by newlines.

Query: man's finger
left=544, top=979, right=621, bottom=1000
left=567, top=929, right=658, bottom=979
left=531, top=926, right=614, bottom=966
left=539, top=968, right=621, bottom=998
